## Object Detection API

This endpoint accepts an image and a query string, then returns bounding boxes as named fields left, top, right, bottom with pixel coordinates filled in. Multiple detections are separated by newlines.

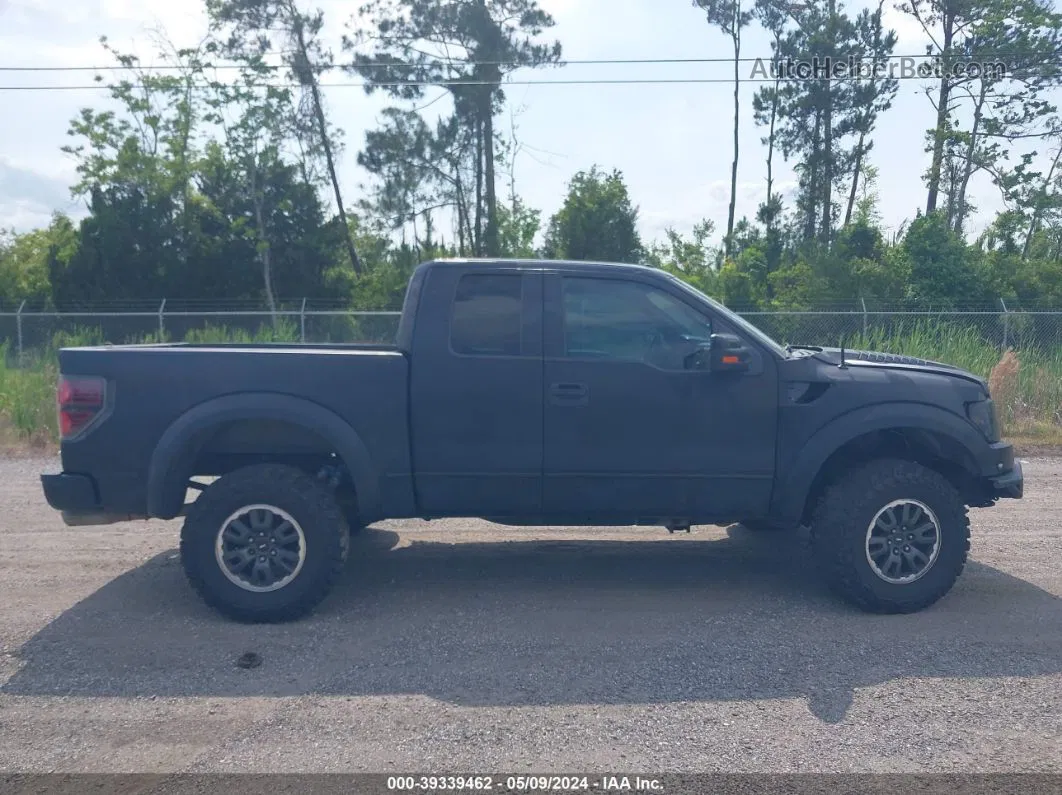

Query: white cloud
left=0, top=158, right=82, bottom=230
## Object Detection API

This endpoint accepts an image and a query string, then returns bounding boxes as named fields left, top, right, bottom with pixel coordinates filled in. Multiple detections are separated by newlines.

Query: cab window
left=561, top=277, right=712, bottom=369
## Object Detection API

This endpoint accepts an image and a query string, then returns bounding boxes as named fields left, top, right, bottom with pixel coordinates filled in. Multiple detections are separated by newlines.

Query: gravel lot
left=0, top=455, right=1060, bottom=774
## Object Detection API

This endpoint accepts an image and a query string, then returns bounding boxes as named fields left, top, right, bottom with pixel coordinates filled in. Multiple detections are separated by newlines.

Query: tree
left=206, top=0, right=363, bottom=274
left=898, top=0, right=1062, bottom=220
left=496, top=198, right=541, bottom=258
left=50, top=29, right=349, bottom=309
left=345, top=0, right=561, bottom=256
left=751, top=0, right=790, bottom=213
left=542, top=167, right=642, bottom=263
left=202, top=71, right=306, bottom=315
left=940, top=0, right=1061, bottom=235
left=62, top=35, right=210, bottom=273
left=196, top=141, right=346, bottom=300
left=55, top=36, right=206, bottom=306
left=694, top=0, right=753, bottom=254
left=0, top=216, right=76, bottom=308
left=49, top=184, right=173, bottom=305
left=645, top=220, right=718, bottom=295
left=897, top=0, right=976, bottom=214
left=901, top=212, right=991, bottom=306
left=716, top=259, right=760, bottom=307
left=768, top=0, right=867, bottom=244
left=853, top=163, right=883, bottom=225
left=842, top=1, right=897, bottom=227
left=1019, top=134, right=1062, bottom=259
left=356, top=108, right=477, bottom=252
left=992, top=125, right=1062, bottom=260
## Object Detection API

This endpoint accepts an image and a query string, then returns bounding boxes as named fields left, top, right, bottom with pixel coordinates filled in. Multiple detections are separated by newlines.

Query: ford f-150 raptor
left=41, top=258, right=1024, bottom=622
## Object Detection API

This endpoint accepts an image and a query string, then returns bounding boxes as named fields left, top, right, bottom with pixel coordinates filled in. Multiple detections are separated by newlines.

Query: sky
left=0, top=0, right=1053, bottom=247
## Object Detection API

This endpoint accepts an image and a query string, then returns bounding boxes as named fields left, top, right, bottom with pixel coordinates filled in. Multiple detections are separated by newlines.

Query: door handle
left=549, top=382, right=589, bottom=405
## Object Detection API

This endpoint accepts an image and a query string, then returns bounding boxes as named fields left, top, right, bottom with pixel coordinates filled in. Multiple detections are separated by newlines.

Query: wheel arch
left=147, top=393, right=379, bottom=521
left=771, top=403, right=987, bottom=527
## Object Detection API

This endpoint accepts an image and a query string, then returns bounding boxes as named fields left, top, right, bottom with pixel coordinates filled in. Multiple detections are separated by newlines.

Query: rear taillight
left=57, top=375, right=107, bottom=439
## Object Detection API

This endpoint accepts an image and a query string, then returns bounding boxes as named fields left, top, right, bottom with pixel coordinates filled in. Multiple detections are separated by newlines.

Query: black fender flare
left=146, top=392, right=379, bottom=521
left=770, top=402, right=986, bottom=523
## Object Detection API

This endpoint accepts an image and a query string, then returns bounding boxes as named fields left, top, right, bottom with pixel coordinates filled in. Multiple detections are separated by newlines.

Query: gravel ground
left=0, top=455, right=1060, bottom=774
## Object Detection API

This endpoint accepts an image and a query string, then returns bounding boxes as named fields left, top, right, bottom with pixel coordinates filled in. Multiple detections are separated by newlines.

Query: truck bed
left=56, top=343, right=414, bottom=521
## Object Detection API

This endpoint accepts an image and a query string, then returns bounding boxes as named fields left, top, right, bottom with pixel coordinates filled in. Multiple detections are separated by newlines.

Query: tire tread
left=180, top=463, right=348, bottom=623
left=810, top=458, right=970, bottom=614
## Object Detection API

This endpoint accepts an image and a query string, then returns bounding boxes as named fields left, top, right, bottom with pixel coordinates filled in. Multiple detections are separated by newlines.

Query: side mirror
left=707, top=333, right=751, bottom=373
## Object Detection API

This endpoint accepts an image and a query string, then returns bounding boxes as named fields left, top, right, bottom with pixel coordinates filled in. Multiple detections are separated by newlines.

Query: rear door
left=542, top=271, right=778, bottom=523
left=408, top=265, right=544, bottom=517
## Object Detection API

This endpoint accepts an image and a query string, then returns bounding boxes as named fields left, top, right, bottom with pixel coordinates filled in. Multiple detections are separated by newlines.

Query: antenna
left=839, top=334, right=848, bottom=369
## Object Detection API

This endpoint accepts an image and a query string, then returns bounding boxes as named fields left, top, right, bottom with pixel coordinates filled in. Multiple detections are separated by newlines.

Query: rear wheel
left=180, top=463, right=350, bottom=623
left=810, top=458, right=970, bottom=614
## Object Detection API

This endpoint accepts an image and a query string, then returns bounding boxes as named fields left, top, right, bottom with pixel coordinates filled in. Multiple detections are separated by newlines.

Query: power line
left=4, top=71, right=1059, bottom=91
left=13, top=57, right=732, bottom=72
left=0, top=79, right=745, bottom=91
left=0, top=52, right=1056, bottom=73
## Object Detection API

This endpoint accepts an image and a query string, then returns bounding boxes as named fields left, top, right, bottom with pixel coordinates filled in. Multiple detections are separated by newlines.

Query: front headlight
left=966, top=399, right=1000, bottom=442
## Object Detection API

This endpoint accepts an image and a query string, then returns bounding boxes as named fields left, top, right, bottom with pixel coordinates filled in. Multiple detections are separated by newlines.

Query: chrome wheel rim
left=215, top=504, right=306, bottom=592
left=865, top=499, right=941, bottom=585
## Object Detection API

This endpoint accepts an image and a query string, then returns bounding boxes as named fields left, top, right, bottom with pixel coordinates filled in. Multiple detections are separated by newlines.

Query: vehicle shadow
left=4, top=524, right=1060, bottom=723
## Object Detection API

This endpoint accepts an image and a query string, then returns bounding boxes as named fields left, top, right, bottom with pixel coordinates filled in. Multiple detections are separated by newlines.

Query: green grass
left=0, top=344, right=58, bottom=447
left=1, top=321, right=1060, bottom=449
left=184, top=319, right=299, bottom=344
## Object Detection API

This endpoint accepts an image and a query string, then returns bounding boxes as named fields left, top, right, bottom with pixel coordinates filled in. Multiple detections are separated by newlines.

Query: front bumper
left=988, top=458, right=1023, bottom=499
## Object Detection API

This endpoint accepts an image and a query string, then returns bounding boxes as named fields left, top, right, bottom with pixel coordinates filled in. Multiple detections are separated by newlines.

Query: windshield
left=662, top=273, right=788, bottom=358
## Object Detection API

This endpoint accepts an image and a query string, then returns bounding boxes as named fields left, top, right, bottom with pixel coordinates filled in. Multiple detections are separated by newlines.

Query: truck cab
left=401, top=260, right=781, bottom=525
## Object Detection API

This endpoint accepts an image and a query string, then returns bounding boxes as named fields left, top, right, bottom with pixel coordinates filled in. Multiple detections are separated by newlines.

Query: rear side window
left=450, top=273, right=523, bottom=356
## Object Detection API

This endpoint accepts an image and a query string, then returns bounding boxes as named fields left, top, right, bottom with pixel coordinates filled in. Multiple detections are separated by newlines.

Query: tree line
left=2, top=0, right=1062, bottom=314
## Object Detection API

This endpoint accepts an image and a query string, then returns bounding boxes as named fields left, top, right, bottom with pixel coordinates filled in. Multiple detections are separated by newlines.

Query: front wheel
left=810, top=459, right=970, bottom=614
left=180, top=463, right=350, bottom=623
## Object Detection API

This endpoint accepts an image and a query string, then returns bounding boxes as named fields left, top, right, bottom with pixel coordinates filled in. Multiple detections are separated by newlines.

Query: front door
left=542, top=272, right=777, bottom=523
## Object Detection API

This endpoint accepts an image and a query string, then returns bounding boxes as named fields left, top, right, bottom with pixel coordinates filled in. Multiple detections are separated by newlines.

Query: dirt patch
left=1013, top=442, right=1062, bottom=457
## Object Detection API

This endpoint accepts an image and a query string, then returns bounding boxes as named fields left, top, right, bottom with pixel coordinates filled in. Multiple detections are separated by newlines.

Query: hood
left=810, top=347, right=988, bottom=388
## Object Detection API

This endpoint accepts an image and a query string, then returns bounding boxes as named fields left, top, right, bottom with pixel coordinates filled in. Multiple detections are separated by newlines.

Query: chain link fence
left=0, top=308, right=404, bottom=363
left=740, top=309, right=1062, bottom=354
left=1, top=304, right=1061, bottom=364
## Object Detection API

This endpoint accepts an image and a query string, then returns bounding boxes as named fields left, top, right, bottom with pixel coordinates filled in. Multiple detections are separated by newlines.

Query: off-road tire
left=180, top=463, right=350, bottom=623
left=810, top=458, right=970, bottom=614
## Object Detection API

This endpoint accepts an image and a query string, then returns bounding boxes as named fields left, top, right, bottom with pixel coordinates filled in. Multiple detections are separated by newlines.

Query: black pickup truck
left=42, top=258, right=1023, bottom=622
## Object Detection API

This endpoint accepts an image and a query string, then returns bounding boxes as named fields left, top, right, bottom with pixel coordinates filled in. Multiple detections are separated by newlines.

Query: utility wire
left=0, top=52, right=1057, bottom=72
left=2, top=53, right=1057, bottom=89
left=3, top=73, right=1058, bottom=91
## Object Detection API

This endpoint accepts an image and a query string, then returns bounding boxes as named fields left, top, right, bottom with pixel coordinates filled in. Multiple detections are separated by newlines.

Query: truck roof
left=422, top=257, right=661, bottom=277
